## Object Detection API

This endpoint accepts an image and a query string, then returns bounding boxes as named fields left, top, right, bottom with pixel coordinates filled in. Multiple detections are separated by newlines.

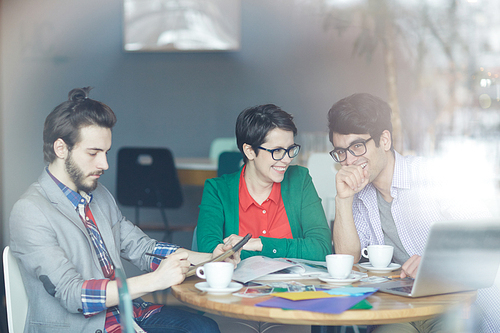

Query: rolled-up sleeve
left=81, top=279, right=109, bottom=316
left=150, top=242, right=180, bottom=270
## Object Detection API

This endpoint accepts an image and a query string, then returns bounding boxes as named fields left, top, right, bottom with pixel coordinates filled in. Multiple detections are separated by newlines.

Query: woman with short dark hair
left=197, top=104, right=331, bottom=260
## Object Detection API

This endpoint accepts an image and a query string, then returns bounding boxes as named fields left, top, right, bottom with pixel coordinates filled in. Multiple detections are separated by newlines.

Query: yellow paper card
left=271, top=291, right=347, bottom=301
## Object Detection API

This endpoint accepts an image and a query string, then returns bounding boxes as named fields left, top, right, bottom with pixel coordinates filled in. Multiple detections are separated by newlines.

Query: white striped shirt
left=352, top=151, right=500, bottom=332
left=352, top=151, right=486, bottom=256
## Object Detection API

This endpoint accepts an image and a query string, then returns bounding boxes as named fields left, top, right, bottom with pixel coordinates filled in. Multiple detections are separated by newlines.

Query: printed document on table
left=232, top=256, right=328, bottom=283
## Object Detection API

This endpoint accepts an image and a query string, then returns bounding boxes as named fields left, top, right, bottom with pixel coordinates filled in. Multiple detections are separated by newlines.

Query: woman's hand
left=213, top=242, right=241, bottom=267
left=223, top=234, right=263, bottom=252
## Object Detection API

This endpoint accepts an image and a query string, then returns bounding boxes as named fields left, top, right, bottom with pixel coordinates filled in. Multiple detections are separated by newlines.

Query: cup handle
left=196, top=266, right=206, bottom=279
left=361, top=248, right=369, bottom=259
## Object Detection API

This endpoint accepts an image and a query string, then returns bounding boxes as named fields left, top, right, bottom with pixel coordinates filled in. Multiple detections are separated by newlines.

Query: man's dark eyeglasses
left=258, top=144, right=301, bottom=161
left=329, top=137, right=373, bottom=163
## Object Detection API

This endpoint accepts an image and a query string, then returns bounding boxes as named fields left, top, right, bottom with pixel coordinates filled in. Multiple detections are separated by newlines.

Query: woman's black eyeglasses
left=258, top=144, right=301, bottom=161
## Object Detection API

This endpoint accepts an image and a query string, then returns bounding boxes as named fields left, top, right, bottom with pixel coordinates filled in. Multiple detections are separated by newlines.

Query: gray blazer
left=9, top=170, right=157, bottom=333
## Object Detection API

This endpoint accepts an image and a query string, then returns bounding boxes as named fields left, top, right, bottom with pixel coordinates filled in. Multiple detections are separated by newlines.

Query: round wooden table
left=171, top=273, right=476, bottom=327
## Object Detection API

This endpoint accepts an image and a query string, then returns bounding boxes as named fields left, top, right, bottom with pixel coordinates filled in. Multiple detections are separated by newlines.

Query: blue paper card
left=326, top=287, right=378, bottom=296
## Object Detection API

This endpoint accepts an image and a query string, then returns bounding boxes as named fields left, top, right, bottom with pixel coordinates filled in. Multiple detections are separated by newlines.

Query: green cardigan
left=197, top=165, right=332, bottom=260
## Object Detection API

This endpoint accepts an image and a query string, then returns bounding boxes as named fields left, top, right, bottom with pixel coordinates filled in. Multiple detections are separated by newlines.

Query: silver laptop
left=363, top=219, right=500, bottom=297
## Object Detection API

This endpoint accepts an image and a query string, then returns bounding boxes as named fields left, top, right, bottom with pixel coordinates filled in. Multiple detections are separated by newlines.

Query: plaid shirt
left=47, top=169, right=179, bottom=332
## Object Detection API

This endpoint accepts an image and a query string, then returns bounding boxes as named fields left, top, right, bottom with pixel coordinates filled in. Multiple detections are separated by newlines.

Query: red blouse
left=238, top=166, right=293, bottom=239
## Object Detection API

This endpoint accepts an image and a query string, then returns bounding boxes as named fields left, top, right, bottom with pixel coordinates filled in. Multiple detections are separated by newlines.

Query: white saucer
left=195, top=282, right=243, bottom=294
left=358, top=263, right=401, bottom=273
left=317, top=272, right=366, bottom=285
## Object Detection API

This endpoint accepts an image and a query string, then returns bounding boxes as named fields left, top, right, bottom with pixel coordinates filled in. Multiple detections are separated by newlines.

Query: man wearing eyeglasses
left=328, top=93, right=499, bottom=332
left=328, top=93, right=414, bottom=272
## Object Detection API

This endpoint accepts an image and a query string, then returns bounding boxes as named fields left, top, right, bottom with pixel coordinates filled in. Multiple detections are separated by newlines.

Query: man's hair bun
left=68, top=86, right=93, bottom=103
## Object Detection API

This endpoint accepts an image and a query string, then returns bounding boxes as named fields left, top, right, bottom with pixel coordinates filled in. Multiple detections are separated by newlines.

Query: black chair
left=217, top=151, right=243, bottom=177
left=116, top=147, right=195, bottom=242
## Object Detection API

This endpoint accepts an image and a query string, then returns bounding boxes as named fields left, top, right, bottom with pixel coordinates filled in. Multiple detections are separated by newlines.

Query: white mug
left=326, top=254, right=354, bottom=279
left=362, top=245, right=394, bottom=268
left=196, top=262, right=234, bottom=289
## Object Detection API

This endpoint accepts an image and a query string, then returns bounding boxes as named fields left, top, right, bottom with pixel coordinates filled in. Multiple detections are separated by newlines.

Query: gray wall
left=1, top=0, right=390, bottom=248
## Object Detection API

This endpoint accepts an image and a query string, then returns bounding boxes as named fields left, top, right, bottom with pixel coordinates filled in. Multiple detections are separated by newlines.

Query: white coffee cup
left=326, top=254, right=354, bottom=279
left=196, top=262, right=234, bottom=289
left=361, top=245, right=394, bottom=268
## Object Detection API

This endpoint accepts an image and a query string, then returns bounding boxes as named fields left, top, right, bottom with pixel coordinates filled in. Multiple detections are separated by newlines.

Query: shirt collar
left=239, top=165, right=281, bottom=211
left=391, top=151, right=410, bottom=190
left=46, top=167, right=93, bottom=208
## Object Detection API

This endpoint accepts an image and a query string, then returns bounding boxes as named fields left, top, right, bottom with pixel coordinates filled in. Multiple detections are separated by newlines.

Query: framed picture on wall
left=123, top=0, right=241, bottom=52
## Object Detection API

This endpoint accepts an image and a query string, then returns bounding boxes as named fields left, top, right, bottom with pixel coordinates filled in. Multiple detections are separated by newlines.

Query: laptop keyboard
left=389, top=286, right=413, bottom=294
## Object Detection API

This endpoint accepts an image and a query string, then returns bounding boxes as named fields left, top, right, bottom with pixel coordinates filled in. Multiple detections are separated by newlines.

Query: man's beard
left=65, top=152, right=102, bottom=193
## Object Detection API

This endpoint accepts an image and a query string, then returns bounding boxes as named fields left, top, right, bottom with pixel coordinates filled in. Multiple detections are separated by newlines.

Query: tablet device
left=186, top=233, right=252, bottom=277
